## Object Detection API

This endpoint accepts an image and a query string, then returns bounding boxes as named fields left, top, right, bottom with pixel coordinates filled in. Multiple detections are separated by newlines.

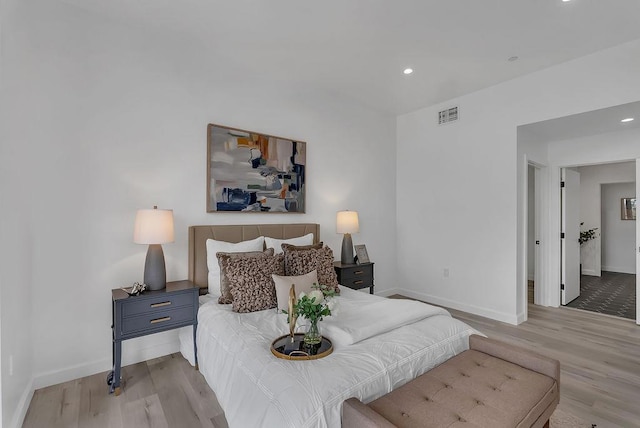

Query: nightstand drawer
left=120, top=307, right=195, bottom=336
left=337, top=264, right=373, bottom=281
left=339, top=275, right=373, bottom=288
left=334, top=262, right=375, bottom=294
left=122, top=292, right=193, bottom=317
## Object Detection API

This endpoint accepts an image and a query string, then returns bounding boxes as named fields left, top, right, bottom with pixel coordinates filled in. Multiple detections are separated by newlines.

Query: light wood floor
left=23, top=353, right=229, bottom=428
left=449, top=304, right=640, bottom=428
left=23, top=303, right=640, bottom=428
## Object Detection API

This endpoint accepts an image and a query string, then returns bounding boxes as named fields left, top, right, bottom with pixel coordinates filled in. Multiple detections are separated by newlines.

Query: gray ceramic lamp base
left=144, top=244, right=167, bottom=290
left=341, top=233, right=355, bottom=265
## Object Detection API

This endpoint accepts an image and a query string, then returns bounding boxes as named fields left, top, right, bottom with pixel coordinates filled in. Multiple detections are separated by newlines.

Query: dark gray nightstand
left=334, top=261, right=374, bottom=294
left=109, top=280, right=199, bottom=395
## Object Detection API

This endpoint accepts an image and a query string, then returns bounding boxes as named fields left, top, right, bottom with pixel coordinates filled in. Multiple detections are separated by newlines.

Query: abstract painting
left=207, top=124, right=306, bottom=213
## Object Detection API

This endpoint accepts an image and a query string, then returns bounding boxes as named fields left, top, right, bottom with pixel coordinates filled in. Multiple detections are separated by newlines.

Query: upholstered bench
left=343, top=335, right=560, bottom=428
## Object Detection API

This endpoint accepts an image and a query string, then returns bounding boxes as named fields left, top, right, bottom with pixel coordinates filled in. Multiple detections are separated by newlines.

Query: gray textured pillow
left=216, top=248, right=275, bottom=304
left=222, top=254, right=284, bottom=313
left=283, top=245, right=339, bottom=293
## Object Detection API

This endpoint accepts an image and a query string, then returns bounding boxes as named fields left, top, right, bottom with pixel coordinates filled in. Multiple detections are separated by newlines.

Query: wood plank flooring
left=23, top=302, right=640, bottom=428
left=23, top=354, right=228, bottom=428
left=447, top=304, right=640, bottom=428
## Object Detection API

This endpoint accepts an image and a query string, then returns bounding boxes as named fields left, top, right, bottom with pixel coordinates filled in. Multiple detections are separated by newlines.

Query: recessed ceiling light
left=403, top=68, right=413, bottom=75
left=562, top=0, right=571, bottom=2
left=508, top=56, right=519, bottom=62
left=621, top=117, right=635, bottom=123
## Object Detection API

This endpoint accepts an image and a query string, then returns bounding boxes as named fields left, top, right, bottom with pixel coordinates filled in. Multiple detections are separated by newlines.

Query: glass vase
left=303, top=320, right=322, bottom=345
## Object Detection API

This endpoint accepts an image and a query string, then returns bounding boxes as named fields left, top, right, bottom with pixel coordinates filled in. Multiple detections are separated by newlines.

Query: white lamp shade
left=336, top=210, right=359, bottom=234
left=134, top=208, right=175, bottom=244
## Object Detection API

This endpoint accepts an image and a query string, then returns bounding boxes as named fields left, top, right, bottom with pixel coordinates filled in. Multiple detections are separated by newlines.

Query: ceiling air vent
left=438, top=106, right=459, bottom=125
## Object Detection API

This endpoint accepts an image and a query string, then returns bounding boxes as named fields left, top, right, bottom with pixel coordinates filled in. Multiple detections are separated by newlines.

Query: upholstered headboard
left=188, top=223, right=320, bottom=293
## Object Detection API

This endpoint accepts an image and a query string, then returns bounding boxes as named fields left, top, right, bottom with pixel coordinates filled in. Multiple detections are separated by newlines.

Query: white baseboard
left=10, top=378, right=34, bottom=428
left=601, top=265, right=635, bottom=274
left=581, top=268, right=598, bottom=276
left=395, top=289, right=519, bottom=325
left=374, top=287, right=402, bottom=297
left=33, top=338, right=180, bottom=390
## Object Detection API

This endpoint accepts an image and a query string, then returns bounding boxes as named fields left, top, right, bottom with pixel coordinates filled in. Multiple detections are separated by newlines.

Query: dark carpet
left=566, top=271, right=636, bottom=320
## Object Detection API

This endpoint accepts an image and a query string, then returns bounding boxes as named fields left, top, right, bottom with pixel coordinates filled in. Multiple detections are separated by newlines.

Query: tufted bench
left=343, top=335, right=559, bottom=428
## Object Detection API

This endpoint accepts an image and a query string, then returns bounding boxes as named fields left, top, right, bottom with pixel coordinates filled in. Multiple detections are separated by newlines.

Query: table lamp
left=134, top=206, right=175, bottom=290
left=337, top=210, right=359, bottom=264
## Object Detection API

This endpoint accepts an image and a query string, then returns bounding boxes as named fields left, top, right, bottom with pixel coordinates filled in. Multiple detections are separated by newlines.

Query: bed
left=179, top=223, right=479, bottom=428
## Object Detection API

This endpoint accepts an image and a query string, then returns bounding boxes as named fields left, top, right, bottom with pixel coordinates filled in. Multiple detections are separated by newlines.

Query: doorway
left=526, top=162, right=545, bottom=308
left=559, top=162, right=637, bottom=321
left=517, top=100, right=640, bottom=326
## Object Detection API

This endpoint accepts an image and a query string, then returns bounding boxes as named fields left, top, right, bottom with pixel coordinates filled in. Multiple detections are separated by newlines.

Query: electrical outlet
left=443, top=268, right=450, bottom=278
left=9, top=355, right=13, bottom=376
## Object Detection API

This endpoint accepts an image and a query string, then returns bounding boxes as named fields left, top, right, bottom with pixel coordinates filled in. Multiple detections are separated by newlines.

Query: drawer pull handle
left=150, top=316, right=171, bottom=324
left=353, top=280, right=364, bottom=285
left=354, top=271, right=364, bottom=275
left=151, top=301, right=171, bottom=308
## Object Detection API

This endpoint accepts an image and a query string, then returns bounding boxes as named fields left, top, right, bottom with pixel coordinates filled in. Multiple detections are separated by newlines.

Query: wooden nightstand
left=109, top=280, right=199, bottom=396
left=334, top=262, right=374, bottom=294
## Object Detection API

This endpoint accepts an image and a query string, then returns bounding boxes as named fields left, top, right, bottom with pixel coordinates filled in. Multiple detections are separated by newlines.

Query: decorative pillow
left=221, top=254, right=284, bottom=313
left=272, top=270, right=318, bottom=312
left=281, top=242, right=323, bottom=252
left=206, top=236, right=265, bottom=294
left=216, top=248, right=275, bottom=304
left=283, top=245, right=340, bottom=293
left=265, top=233, right=314, bottom=255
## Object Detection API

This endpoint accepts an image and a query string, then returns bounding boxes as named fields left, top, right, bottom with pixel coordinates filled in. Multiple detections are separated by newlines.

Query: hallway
left=566, top=271, right=636, bottom=320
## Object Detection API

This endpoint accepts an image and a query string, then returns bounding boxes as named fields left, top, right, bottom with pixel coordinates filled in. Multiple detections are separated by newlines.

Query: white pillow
left=265, top=233, right=314, bottom=255
left=272, top=270, right=318, bottom=312
left=206, top=236, right=265, bottom=294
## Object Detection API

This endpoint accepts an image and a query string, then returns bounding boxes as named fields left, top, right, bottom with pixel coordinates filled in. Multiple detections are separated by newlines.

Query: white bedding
left=179, top=287, right=479, bottom=428
left=321, top=297, right=450, bottom=349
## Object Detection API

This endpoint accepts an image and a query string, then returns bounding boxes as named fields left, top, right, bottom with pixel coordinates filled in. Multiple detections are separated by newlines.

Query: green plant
left=579, top=222, right=598, bottom=245
left=284, top=284, right=335, bottom=324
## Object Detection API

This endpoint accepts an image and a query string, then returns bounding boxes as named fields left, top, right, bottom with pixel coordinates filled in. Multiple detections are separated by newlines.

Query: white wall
left=601, top=182, right=636, bottom=273
left=3, top=0, right=397, bottom=417
left=576, top=161, right=636, bottom=276
left=1, top=0, right=36, bottom=426
left=398, top=38, right=640, bottom=324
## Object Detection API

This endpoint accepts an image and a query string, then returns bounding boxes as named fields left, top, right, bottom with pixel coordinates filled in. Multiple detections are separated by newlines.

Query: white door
left=534, top=167, right=543, bottom=305
left=636, top=159, right=639, bottom=325
left=561, top=168, right=581, bottom=305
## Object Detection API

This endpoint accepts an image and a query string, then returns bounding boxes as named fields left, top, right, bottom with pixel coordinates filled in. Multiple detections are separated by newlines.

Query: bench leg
left=543, top=420, right=550, bottom=428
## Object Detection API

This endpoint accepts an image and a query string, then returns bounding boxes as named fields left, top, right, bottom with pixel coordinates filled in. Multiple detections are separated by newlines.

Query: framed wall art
left=621, top=197, right=636, bottom=220
left=207, top=124, right=306, bottom=213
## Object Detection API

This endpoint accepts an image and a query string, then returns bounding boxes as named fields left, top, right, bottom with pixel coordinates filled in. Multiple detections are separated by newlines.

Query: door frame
left=521, top=158, right=549, bottom=322
left=542, top=160, right=638, bottom=320
left=634, top=159, right=640, bottom=325
left=533, top=165, right=545, bottom=306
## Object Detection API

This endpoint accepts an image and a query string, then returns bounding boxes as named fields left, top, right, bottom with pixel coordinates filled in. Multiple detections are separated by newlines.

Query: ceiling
left=519, top=100, right=640, bottom=144
left=60, top=0, right=640, bottom=115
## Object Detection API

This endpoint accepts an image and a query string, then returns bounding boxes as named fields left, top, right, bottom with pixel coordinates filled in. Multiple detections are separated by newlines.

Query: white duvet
left=180, top=287, right=479, bottom=428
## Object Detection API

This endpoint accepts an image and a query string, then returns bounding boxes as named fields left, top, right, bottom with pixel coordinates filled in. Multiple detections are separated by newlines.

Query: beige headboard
left=188, top=223, right=320, bottom=293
